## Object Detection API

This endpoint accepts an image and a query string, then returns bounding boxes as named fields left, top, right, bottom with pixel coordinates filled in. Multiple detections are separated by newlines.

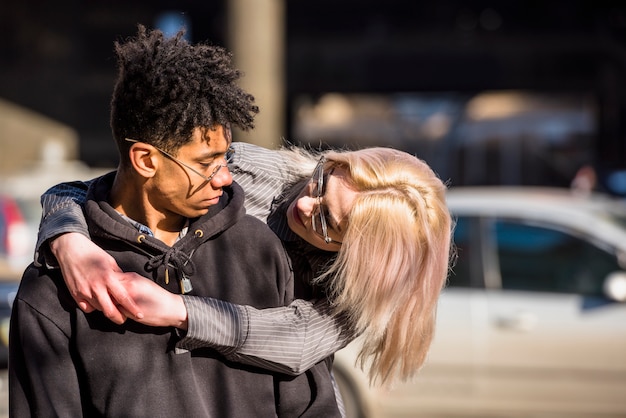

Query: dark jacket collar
left=83, top=172, right=247, bottom=292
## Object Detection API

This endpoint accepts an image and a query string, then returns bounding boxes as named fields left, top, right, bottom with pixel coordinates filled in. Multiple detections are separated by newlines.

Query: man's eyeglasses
left=125, top=138, right=235, bottom=184
left=311, top=157, right=342, bottom=245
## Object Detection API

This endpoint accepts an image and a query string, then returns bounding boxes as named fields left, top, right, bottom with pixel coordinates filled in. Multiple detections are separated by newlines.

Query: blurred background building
left=1, top=0, right=625, bottom=189
left=2, top=3, right=626, bottom=416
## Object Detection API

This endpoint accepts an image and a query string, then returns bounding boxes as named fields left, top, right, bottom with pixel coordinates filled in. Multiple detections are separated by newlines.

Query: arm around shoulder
left=36, top=180, right=93, bottom=266
left=178, top=296, right=355, bottom=375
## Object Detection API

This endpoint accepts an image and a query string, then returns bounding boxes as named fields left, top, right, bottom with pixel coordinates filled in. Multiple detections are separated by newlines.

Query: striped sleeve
left=229, top=142, right=299, bottom=222
left=177, top=296, right=355, bottom=375
left=35, top=180, right=94, bottom=267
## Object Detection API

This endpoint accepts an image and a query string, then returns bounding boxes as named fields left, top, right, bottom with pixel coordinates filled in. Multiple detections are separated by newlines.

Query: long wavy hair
left=283, top=146, right=454, bottom=386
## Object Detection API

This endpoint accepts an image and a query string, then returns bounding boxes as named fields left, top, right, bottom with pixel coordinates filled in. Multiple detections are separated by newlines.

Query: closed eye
left=197, top=147, right=234, bottom=169
left=320, top=204, right=338, bottom=233
left=321, top=172, right=330, bottom=196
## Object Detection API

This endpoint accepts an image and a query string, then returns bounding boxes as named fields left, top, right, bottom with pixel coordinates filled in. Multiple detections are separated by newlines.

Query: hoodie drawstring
left=145, top=247, right=196, bottom=294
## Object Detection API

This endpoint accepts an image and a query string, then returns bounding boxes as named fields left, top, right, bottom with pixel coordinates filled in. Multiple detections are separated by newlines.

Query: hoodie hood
left=83, top=171, right=247, bottom=293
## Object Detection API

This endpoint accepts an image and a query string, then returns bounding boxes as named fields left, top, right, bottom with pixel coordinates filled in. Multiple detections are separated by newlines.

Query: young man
left=9, top=26, right=342, bottom=417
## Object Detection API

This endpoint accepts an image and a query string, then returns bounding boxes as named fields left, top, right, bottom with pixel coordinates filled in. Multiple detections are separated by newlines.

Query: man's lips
left=203, top=194, right=222, bottom=204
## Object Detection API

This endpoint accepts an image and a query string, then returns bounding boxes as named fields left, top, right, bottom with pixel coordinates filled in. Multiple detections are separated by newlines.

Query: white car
left=333, top=187, right=626, bottom=418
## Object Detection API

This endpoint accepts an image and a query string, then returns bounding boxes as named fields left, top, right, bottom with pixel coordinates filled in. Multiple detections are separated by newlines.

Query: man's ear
left=128, top=143, right=159, bottom=178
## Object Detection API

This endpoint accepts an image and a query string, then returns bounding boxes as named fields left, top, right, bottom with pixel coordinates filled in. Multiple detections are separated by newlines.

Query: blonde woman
left=38, top=141, right=453, bottom=386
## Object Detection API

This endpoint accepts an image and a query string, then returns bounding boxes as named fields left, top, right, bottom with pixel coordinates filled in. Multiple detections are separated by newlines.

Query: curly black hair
left=110, top=25, right=258, bottom=158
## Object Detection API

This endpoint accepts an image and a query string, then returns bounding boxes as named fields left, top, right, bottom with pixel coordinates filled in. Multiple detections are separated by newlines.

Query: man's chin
left=185, top=207, right=210, bottom=219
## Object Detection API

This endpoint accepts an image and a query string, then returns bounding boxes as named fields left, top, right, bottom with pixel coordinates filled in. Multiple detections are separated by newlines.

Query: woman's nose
left=297, top=195, right=318, bottom=218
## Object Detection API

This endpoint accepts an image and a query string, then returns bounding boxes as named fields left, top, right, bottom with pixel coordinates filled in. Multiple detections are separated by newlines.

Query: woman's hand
left=117, top=273, right=188, bottom=329
left=50, top=233, right=144, bottom=324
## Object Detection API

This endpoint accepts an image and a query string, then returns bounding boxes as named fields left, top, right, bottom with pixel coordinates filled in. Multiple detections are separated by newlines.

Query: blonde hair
left=317, top=147, right=453, bottom=387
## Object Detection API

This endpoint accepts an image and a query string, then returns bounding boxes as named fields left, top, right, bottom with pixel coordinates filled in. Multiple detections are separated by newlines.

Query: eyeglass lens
left=312, top=159, right=332, bottom=243
left=161, top=146, right=233, bottom=183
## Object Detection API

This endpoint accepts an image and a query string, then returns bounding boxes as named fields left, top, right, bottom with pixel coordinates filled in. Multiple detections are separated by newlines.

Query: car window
left=449, top=216, right=483, bottom=288
left=495, top=220, right=620, bottom=296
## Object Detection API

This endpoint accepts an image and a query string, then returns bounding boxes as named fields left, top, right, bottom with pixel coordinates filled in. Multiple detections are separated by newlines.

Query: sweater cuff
left=175, top=295, right=249, bottom=355
left=35, top=205, right=90, bottom=268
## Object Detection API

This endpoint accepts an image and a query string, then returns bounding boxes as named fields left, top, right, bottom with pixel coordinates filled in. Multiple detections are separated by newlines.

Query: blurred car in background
left=0, top=195, right=31, bottom=274
left=0, top=193, right=40, bottom=279
left=0, top=194, right=32, bottom=368
left=334, top=187, right=626, bottom=418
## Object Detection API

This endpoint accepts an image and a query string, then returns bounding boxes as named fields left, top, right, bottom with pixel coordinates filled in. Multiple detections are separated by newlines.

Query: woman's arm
left=180, top=297, right=354, bottom=374
left=36, top=143, right=302, bottom=327
left=36, top=181, right=92, bottom=266
left=50, top=233, right=143, bottom=323
left=38, top=179, right=142, bottom=324
left=40, top=179, right=354, bottom=374
left=107, top=252, right=354, bottom=375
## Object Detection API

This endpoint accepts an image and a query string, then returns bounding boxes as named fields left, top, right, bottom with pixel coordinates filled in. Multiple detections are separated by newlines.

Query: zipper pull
left=180, top=274, right=193, bottom=294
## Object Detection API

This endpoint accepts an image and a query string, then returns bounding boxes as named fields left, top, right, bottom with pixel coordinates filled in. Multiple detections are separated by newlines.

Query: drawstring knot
left=145, top=247, right=196, bottom=293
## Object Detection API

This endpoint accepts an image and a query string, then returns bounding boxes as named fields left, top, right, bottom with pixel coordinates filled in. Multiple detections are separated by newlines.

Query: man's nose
left=210, top=166, right=233, bottom=188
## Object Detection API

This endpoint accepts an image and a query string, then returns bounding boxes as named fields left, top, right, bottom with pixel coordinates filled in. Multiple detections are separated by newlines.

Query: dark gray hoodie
left=9, top=172, right=342, bottom=417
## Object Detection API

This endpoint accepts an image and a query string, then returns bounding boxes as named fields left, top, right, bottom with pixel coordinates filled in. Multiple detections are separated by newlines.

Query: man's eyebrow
left=195, top=147, right=230, bottom=161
